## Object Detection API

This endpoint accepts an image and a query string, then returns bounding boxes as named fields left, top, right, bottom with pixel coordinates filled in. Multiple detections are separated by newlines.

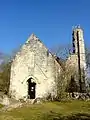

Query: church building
left=9, top=26, right=87, bottom=100
left=9, top=34, right=62, bottom=100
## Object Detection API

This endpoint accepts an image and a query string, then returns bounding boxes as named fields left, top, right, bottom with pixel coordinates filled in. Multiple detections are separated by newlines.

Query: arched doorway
left=27, top=78, right=36, bottom=99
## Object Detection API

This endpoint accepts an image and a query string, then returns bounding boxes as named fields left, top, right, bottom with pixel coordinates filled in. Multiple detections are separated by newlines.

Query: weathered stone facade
left=72, top=26, right=86, bottom=69
left=9, top=34, right=62, bottom=100
left=66, top=26, right=87, bottom=92
left=9, top=26, right=87, bottom=101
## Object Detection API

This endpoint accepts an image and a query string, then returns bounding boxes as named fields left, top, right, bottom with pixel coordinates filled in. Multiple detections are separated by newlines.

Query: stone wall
left=66, top=53, right=86, bottom=92
left=9, top=34, right=62, bottom=100
left=65, top=55, right=78, bottom=79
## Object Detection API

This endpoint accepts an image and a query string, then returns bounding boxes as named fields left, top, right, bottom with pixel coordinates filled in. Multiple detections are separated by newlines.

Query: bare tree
left=50, top=44, right=72, bottom=60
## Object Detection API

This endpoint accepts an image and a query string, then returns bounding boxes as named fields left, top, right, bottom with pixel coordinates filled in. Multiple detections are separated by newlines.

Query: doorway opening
left=27, top=78, right=36, bottom=99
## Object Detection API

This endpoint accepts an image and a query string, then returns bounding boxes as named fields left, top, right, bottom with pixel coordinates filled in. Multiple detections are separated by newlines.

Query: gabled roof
left=26, top=34, right=65, bottom=70
left=25, top=33, right=39, bottom=43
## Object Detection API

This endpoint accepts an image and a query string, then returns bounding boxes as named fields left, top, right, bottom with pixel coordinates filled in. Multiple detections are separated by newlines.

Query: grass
left=0, top=100, right=90, bottom=120
left=0, top=104, right=3, bottom=108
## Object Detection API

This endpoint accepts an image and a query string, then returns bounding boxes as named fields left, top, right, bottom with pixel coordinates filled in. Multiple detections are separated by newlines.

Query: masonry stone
left=66, top=26, right=87, bottom=92
left=9, top=34, right=62, bottom=100
left=9, top=26, right=87, bottom=101
left=72, top=26, right=86, bottom=69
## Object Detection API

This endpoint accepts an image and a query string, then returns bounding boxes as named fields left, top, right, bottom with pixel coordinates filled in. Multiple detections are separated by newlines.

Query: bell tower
left=72, top=25, right=86, bottom=92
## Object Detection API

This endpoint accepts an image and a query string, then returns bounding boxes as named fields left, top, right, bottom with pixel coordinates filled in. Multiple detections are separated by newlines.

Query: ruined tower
left=72, top=26, right=86, bottom=92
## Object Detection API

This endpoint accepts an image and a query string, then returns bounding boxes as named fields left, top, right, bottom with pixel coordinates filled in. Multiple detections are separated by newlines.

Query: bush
left=0, top=61, right=11, bottom=94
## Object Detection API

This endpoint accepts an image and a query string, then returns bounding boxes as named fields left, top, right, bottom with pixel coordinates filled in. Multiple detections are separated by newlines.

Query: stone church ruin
left=9, top=26, right=87, bottom=101
left=9, top=34, right=62, bottom=100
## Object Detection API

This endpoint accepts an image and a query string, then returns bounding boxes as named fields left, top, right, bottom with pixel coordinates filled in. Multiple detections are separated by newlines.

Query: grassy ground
left=0, top=104, right=3, bottom=108
left=0, top=100, right=90, bottom=120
